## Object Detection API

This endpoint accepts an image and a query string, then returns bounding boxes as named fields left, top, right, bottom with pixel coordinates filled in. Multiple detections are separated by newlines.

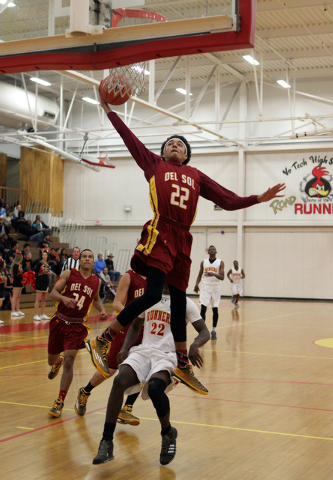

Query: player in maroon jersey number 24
left=85, top=93, right=286, bottom=396
left=47, top=249, right=108, bottom=418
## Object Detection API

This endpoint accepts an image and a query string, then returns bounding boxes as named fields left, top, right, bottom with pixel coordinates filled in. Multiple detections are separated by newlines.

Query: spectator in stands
left=0, top=202, right=6, bottom=217
left=0, top=234, right=11, bottom=253
left=0, top=259, right=7, bottom=323
left=59, top=248, right=68, bottom=262
left=105, top=253, right=120, bottom=282
left=21, top=243, right=30, bottom=256
left=24, top=220, right=44, bottom=243
left=61, top=246, right=80, bottom=271
left=22, top=251, right=33, bottom=271
left=6, top=241, right=18, bottom=267
left=2, top=209, right=12, bottom=226
left=49, top=248, right=62, bottom=276
left=38, top=233, right=51, bottom=250
left=13, top=205, right=21, bottom=219
left=0, top=218, right=10, bottom=237
left=94, top=253, right=106, bottom=274
left=34, top=250, right=51, bottom=321
left=33, top=215, right=51, bottom=236
left=100, top=267, right=116, bottom=295
left=10, top=252, right=24, bottom=317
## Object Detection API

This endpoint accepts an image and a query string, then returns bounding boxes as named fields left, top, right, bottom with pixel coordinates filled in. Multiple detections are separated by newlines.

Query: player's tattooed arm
left=189, top=319, right=210, bottom=368
left=117, top=316, right=145, bottom=364
left=93, top=281, right=108, bottom=320
left=50, top=270, right=76, bottom=308
left=194, top=261, right=204, bottom=293
left=227, top=269, right=233, bottom=283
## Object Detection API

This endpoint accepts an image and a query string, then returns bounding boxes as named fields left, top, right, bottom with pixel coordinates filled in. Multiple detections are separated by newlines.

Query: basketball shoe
left=160, top=427, right=177, bottom=465
left=117, top=405, right=140, bottom=426
left=211, top=330, right=217, bottom=340
left=85, top=336, right=111, bottom=377
left=48, top=354, right=64, bottom=380
left=93, top=438, right=114, bottom=464
left=75, top=387, right=91, bottom=417
left=49, top=398, right=64, bottom=418
left=171, top=364, right=208, bottom=395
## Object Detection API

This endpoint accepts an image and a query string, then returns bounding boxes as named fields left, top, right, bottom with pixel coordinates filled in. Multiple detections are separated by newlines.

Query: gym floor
left=1, top=299, right=333, bottom=480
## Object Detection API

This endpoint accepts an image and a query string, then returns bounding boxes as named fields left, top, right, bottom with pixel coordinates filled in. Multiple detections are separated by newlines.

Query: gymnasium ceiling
left=1, top=0, right=333, bottom=153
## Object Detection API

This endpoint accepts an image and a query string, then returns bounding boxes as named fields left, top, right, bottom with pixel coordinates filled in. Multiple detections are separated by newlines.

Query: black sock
left=125, top=392, right=140, bottom=406
left=84, top=381, right=95, bottom=393
left=161, top=424, right=171, bottom=436
left=102, top=422, right=116, bottom=441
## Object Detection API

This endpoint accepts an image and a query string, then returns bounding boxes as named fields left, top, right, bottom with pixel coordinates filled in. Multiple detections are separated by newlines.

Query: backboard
left=0, top=0, right=255, bottom=75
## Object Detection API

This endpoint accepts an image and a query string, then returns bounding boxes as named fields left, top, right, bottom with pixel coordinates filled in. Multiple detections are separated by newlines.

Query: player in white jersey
left=92, top=284, right=209, bottom=467
left=227, top=260, right=245, bottom=308
left=194, top=245, right=224, bottom=340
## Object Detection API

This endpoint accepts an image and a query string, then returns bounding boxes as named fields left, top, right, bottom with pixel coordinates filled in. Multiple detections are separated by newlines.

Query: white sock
left=212, top=327, right=216, bottom=332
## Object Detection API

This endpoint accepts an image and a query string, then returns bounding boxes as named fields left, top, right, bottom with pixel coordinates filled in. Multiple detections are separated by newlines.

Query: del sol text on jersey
left=70, top=283, right=93, bottom=298
left=165, top=172, right=195, bottom=190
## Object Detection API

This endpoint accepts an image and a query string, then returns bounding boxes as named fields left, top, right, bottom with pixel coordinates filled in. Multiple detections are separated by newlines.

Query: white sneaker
left=11, top=312, right=19, bottom=317
left=18, top=311, right=25, bottom=316
left=0, top=319, right=4, bottom=324
left=34, top=315, right=41, bottom=321
left=40, top=314, right=50, bottom=320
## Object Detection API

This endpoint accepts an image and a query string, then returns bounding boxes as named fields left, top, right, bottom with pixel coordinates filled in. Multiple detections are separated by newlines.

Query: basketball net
left=108, top=61, right=148, bottom=97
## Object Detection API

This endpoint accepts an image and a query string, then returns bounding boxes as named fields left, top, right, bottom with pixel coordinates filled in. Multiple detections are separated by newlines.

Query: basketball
left=99, top=75, right=132, bottom=106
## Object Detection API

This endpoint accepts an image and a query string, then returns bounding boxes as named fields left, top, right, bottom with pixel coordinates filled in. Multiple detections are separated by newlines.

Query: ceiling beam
left=60, top=70, right=242, bottom=145
left=257, top=0, right=333, bottom=12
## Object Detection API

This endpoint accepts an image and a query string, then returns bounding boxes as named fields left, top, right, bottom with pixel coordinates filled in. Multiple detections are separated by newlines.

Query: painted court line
left=204, top=348, right=333, bottom=360
left=2, top=399, right=333, bottom=444
left=0, top=350, right=88, bottom=370
left=16, top=426, right=34, bottom=430
left=217, top=311, right=303, bottom=330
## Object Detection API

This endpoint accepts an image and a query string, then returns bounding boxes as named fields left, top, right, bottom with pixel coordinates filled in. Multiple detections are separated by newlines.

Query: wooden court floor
left=2, top=299, right=333, bottom=480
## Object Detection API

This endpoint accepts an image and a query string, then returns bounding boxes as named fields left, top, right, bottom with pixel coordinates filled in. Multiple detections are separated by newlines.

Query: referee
left=62, top=247, right=80, bottom=271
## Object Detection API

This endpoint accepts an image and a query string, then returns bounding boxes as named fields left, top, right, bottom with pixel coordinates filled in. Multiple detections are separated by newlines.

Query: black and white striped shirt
left=62, top=257, right=80, bottom=272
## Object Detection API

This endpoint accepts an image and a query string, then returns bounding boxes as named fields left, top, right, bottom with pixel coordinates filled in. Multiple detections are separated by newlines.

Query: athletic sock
left=125, top=392, right=140, bottom=407
left=212, top=327, right=216, bottom=332
left=84, top=381, right=95, bottom=393
left=59, top=390, right=67, bottom=401
left=161, top=424, right=171, bottom=436
left=101, top=327, right=117, bottom=342
left=176, top=349, right=189, bottom=367
left=102, top=422, right=116, bottom=441
left=56, top=357, right=63, bottom=366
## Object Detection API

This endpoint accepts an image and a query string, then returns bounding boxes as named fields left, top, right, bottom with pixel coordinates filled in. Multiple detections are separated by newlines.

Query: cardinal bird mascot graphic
left=300, top=166, right=333, bottom=203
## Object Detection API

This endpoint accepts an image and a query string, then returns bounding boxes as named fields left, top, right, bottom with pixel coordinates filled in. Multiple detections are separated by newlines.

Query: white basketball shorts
left=120, top=345, right=177, bottom=400
left=231, top=283, right=243, bottom=296
left=199, top=283, right=221, bottom=308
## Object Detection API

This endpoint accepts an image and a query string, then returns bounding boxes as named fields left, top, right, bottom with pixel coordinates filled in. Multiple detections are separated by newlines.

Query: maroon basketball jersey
left=123, top=269, right=146, bottom=308
left=150, top=160, right=201, bottom=226
left=56, top=268, right=100, bottom=321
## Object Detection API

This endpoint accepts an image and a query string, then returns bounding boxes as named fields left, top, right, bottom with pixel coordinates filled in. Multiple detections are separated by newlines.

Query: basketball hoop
left=81, top=150, right=115, bottom=169
left=108, top=61, right=148, bottom=98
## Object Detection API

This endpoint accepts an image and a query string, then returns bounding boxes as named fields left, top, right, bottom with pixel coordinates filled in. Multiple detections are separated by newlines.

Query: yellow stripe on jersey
left=138, top=176, right=160, bottom=255
left=82, top=297, right=95, bottom=333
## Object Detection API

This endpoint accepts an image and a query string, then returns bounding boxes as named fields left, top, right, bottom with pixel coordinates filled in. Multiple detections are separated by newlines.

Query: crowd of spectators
left=0, top=200, right=121, bottom=315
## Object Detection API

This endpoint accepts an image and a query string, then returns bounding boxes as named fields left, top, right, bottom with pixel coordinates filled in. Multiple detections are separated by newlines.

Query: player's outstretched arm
left=93, top=281, right=108, bottom=320
left=50, top=270, right=76, bottom=308
left=257, top=183, right=286, bottom=203
left=194, top=261, right=204, bottom=293
left=117, top=316, right=144, bottom=364
left=112, top=272, right=131, bottom=314
left=99, top=92, right=160, bottom=179
left=189, top=319, right=210, bottom=368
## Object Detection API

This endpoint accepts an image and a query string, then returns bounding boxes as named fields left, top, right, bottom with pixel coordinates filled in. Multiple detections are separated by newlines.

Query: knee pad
left=147, top=378, right=170, bottom=418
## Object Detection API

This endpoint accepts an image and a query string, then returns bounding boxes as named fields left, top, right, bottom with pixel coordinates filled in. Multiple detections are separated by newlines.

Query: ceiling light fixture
left=243, top=55, right=259, bottom=66
left=132, top=65, right=150, bottom=75
left=83, top=97, right=99, bottom=105
left=277, top=80, right=291, bottom=88
left=31, top=77, right=51, bottom=86
left=176, top=88, right=193, bottom=96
